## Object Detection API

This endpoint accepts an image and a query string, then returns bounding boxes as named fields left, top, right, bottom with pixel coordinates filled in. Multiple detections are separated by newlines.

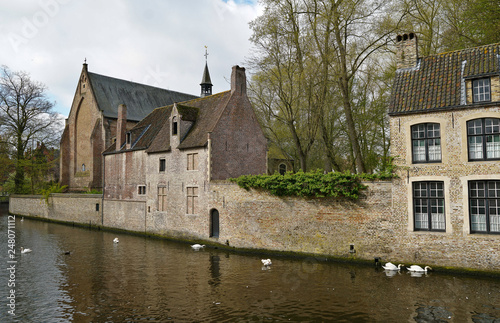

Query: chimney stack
left=231, top=65, right=247, bottom=95
left=116, top=104, right=127, bottom=151
left=395, top=33, right=418, bottom=69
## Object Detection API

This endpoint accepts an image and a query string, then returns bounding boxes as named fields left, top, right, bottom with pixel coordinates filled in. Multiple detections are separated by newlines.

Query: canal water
left=1, top=205, right=500, bottom=322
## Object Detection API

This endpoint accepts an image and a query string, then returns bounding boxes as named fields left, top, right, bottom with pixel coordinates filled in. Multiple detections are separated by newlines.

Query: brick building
left=389, top=34, right=500, bottom=244
left=103, top=65, right=268, bottom=238
left=59, top=63, right=197, bottom=191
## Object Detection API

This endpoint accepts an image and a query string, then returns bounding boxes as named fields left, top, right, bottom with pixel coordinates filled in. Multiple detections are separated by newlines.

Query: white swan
left=382, top=262, right=404, bottom=270
left=21, top=247, right=32, bottom=254
left=113, top=238, right=119, bottom=243
left=191, top=244, right=205, bottom=250
left=261, top=259, right=272, bottom=266
left=407, top=265, right=432, bottom=272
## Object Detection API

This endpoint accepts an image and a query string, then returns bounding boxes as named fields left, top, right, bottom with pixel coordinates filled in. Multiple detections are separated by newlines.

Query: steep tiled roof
left=105, top=90, right=233, bottom=154
left=389, top=43, right=500, bottom=115
left=87, top=72, right=198, bottom=121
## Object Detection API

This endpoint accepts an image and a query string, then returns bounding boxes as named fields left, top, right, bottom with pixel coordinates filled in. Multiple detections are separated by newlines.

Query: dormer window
left=473, top=78, right=491, bottom=103
left=172, top=116, right=178, bottom=135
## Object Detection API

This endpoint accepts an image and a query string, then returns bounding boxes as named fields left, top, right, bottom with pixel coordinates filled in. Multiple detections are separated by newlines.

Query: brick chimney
left=231, top=65, right=247, bottom=95
left=395, top=33, right=418, bottom=69
left=116, top=104, right=127, bottom=150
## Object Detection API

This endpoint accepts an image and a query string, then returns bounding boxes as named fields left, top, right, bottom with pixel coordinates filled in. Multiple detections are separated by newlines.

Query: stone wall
left=390, top=106, right=500, bottom=271
left=9, top=194, right=102, bottom=225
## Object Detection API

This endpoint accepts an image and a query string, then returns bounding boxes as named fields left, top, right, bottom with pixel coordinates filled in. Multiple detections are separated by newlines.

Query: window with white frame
left=467, top=118, right=500, bottom=161
left=469, top=180, right=500, bottom=234
left=411, top=123, right=441, bottom=163
left=472, top=78, right=491, bottom=103
left=413, top=181, right=445, bottom=231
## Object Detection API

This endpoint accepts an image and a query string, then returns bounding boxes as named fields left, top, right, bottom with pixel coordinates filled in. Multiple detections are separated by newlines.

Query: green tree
left=0, top=66, right=60, bottom=194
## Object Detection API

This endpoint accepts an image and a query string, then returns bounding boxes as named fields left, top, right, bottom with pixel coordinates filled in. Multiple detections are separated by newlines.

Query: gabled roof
left=105, top=90, right=232, bottom=154
left=87, top=72, right=198, bottom=121
left=389, top=42, right=500, bottom=115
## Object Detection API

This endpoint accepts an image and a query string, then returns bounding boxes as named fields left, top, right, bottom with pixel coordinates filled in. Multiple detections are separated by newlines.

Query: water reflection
left=1, top=206, right=500, bottom=322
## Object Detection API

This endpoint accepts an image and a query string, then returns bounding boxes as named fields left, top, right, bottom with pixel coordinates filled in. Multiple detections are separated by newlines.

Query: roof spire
left=200, top=46, right=213, bottom=97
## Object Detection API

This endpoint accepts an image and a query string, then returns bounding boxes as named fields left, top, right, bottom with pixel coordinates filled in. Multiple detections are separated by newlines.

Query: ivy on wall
left=230, top=169, right=395, bottom=199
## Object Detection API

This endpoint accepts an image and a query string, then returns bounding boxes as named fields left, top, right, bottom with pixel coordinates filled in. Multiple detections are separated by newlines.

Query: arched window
left=279, top=163, right=287, bottom=175
left=411, top=123, right=441, bottom=163
left=210, top=209, right=220, bottom=238
left=82, top=164, right=85, bottom=172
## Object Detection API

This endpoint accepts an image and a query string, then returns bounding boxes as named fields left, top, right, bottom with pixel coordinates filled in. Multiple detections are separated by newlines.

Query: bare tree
left=0, top=66, right=60, bottom=193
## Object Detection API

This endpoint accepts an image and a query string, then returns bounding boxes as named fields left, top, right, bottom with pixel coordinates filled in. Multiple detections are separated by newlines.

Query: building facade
left=389, top=34, right=500, bottom=268
left=103, top=65, right=268, bottom=239
left=59, top=63, right=197, bottom=191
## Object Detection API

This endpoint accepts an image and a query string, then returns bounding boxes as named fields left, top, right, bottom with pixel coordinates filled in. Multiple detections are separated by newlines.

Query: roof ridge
left=422, top=42, right=500, bottom=59
left=87, top=71, right=198, bottom=97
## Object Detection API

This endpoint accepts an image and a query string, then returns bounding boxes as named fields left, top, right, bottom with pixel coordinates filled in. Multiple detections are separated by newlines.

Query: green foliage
left=39, top=183, right=67, bottom=204
left=230, top=169, right=395, bottom=199
left=85, top=189, right=103, bottom=194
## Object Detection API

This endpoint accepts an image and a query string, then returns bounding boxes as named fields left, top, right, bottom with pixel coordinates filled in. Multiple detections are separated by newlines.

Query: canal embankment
left=8, top=181, right=500, bottom=275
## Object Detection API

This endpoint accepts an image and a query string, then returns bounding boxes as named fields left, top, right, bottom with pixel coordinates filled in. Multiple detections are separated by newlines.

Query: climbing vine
left=230, top=169, right=395, bottom=199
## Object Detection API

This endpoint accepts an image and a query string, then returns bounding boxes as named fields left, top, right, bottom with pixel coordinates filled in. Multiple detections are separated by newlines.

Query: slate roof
left=87, top=72, right=198, bottom=121
left=105, top=90, right=232, bottom=154
left=389, top=43, right=500, bottom=115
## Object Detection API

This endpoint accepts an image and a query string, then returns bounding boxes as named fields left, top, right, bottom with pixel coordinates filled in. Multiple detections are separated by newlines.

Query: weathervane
left=204, top=46, right=209, bottom=63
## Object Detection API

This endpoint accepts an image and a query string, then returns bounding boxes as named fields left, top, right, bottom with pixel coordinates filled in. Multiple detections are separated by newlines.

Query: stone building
left=59, top=63, right=197, bottom=191
left=389, top=34, right=500, bottom=267
left=102, top=65, right=268, bottom=239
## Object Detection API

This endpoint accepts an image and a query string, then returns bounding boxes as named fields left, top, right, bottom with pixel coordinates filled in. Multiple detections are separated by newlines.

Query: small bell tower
left=200, top=46, right=213, bottom=97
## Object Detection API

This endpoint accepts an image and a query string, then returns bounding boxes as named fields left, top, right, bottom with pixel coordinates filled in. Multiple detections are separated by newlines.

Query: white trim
left=407, top=176, right=452, bottom=233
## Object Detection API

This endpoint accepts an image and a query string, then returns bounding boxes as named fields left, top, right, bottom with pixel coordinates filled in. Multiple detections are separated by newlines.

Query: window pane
left=427, top=124, right=440, bottom=138
left=486, top=135, right=500, bottom=158
left=473, top=78, right=491, bottom=102
left=488, top=181, right=500, bottom=198
left=469, top=136, right=483, bottom=159
left=428, top=139, right=441, bottom=161
left=468, top=119, right=483, bottom=135
left=431, top=199, right=445, bottom=230
left=413, top=140, right=426, bottom=161
left=485, top=118, right=500, bottom=134
left=490, top=199, right=500, bottom=232
left=413, top=182, right=427, bottom=197
left=415, top=198, right=428, bottom=229
left=470, top=182, right=485, bottom=198
left=470, top=199, right=487, bottom=231
left=412, top=124, right=425, bottom=139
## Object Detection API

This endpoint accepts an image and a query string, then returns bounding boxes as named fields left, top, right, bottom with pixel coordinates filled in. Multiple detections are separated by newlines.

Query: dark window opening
left=279, top=163, right=287, bottom=175
left=95, top=203, right=99, bottom=212
left=467, top=118, right=500, bottom=161
left=210, top=209, right=220, bottom=238
left=159, top=158, right=166, bottom=172
left=138, top=185, right=146, bottom=195
left=172, top=116, right=178, bottom=135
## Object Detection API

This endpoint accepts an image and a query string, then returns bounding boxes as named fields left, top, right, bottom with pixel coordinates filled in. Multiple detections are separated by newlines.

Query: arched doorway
left=210, top=209, right=219, bottom=238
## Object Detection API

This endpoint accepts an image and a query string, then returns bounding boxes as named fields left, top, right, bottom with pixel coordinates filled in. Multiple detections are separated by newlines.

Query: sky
left=0, top=0, right=262, bottom=118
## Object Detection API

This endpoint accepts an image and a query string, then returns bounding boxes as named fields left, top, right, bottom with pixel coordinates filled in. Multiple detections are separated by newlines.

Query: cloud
left=0, top=0, right=262, bottom=117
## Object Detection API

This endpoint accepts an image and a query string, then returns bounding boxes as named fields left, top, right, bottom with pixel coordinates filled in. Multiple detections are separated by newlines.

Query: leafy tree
left=249, top=0, right=400, bottom=173
left=0, top=66, right=61, bottom=194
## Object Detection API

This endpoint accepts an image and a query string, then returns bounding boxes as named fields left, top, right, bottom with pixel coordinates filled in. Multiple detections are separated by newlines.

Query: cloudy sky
left=0, top=0, right=262, bottom=117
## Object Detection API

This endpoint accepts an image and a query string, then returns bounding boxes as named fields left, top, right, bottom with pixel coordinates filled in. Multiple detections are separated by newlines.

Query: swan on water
left=261, top=259, right=272, bottom=266
left=191, top=244, right=205, bottom=250
left=382, top=262, right=404, bottom=270
left=113, top=238, right=119, bottom=243
left=407, top=265, right=432, bottom=272
left=21, top=247, right=32, bottom=254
